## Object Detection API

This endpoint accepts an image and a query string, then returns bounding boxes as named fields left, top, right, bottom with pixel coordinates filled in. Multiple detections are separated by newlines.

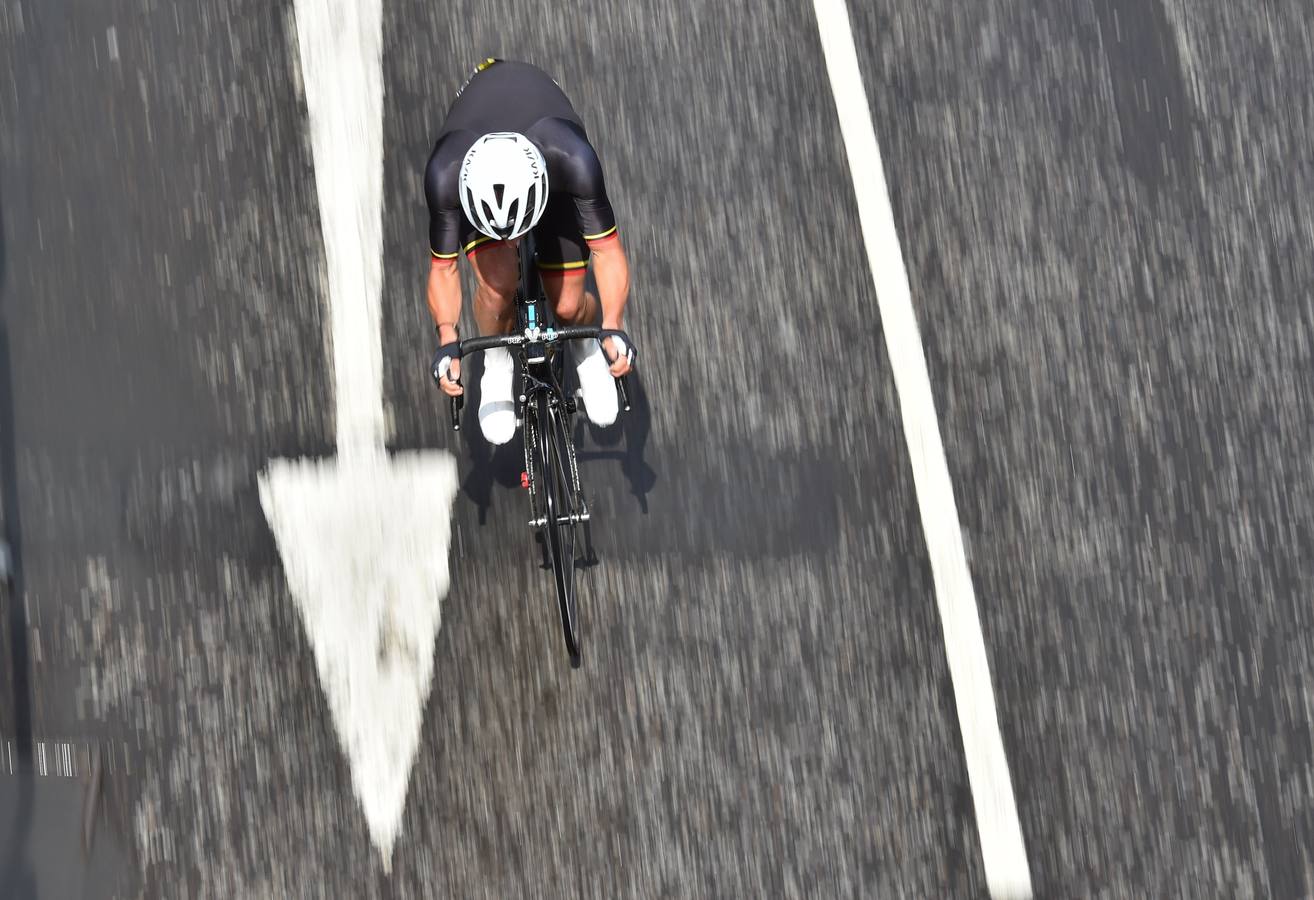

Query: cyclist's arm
left=587, top=231, right=629, bottom=331
left=425, top=139, right=465, bottom=343
left=427, top=257, right=461, bottom=343
left=537, top=120, right=632, bottom=335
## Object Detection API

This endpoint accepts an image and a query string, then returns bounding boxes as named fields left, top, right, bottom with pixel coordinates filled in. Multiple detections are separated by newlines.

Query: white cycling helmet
left=459, top=132, right=550, bottom=241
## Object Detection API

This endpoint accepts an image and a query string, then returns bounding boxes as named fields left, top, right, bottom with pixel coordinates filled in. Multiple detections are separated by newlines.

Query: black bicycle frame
left=444, top=233, right=626, bottom=666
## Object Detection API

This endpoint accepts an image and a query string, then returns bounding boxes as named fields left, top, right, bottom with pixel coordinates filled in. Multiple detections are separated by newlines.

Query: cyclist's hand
left=600, top=329, right=636, bottom=378
left=431, top=343, right=463, bottom=397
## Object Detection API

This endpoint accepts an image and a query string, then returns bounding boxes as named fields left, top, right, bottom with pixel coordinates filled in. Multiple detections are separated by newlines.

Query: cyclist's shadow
left=575, top=370, right=656, bottom=515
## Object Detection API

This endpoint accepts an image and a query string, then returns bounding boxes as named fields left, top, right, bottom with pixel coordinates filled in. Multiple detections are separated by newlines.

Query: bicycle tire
left=535, top=390, right=582, bottom=667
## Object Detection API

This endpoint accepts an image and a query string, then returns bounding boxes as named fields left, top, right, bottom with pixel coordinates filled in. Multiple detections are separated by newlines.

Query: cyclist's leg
left=534, top=200, right=617, bottom=426
left=464, top=234, right=519, bottom=335
left=539, top=270, right=594, bottom=325
left=463, top=230, right=520, bottom=443
left=534, top=195, right=598, bottom=326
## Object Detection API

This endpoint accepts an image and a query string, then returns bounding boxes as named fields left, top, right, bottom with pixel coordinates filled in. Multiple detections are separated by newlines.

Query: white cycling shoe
left=574, top=339, right=618, bottom=427
left=478, top=346, right=516, bottom=445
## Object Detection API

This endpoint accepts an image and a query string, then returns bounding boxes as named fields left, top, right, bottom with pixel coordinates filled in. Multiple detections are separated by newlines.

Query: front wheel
left=534, top=391, right=582, bottom=667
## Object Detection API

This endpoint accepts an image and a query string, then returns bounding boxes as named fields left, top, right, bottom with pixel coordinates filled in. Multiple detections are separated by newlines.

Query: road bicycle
left=436, top=234, right=630, bottom=668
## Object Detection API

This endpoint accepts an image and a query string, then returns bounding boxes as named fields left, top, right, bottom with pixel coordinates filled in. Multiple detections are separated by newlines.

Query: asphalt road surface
left=3, top=0, right=1314, bottom=897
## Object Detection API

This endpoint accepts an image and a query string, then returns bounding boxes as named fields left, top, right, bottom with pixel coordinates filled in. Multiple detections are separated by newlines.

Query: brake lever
left=434, top=338, right=464, bottom=431
left=450, top=379, right=463, bottom=432
left=599, top=333, right=634, bottom=414
left=616, top=375, right=631, bottom=413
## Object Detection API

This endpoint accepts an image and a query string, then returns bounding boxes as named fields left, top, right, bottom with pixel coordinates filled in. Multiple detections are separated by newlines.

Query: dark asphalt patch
left=1093, top=0, right=1197, bottom=196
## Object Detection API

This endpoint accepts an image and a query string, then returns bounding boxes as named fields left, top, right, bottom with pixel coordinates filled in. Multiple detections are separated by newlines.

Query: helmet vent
left=458, top=131, right=551, bottom=242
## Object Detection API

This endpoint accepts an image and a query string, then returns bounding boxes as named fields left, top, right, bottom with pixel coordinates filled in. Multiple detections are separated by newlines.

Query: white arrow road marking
left=259, top=0, right=458, bottom=870
left=811, top=1, right=1033, bottom=897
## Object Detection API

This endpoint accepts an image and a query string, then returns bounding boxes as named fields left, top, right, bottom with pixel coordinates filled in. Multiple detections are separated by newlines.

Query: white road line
left=810, top=1, right=1033, bottom=897
left=260, top=0, right=459, bottom=871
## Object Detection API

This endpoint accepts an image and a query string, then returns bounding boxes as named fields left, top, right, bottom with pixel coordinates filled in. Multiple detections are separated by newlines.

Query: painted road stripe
left=810, top=1, right=1033, bottom=897
left=259, top=0, right=459, bottom=871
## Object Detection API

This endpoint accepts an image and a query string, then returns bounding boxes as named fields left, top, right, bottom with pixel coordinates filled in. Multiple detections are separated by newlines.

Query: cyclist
left=426, top=59, right=635, bottom=444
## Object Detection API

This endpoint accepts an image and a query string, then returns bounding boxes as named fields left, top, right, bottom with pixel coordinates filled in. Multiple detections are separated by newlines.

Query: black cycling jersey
left=424, top=60, right=619, bottom=270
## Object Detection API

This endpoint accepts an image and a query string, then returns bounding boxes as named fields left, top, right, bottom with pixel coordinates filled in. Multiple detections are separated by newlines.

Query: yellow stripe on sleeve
left=462, top=234, right=495, bottom=254
left=582, top=225, right=618, bottom=242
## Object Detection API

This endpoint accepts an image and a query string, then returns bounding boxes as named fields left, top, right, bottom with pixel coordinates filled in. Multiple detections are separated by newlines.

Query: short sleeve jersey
left=424, top=60, right=619, bottom=259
